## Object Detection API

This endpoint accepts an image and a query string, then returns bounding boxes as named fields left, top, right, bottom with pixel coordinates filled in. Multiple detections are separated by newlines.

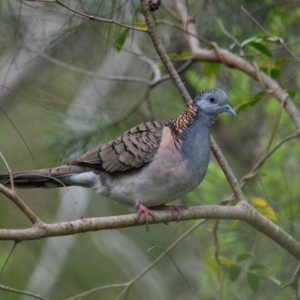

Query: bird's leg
left=136, top=202, right=156, bottom=231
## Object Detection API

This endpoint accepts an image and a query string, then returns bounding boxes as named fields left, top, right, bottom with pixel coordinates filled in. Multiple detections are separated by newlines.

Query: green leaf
left=266, top=36, right=284, bottom=44
left=241, top=37, right=262, bottom=47
left=229, top=265, right=241, bottom=282
left=260, top=67, right=268, bottom=75
left=184, top=70, right=216, bottom=91
left=219, top=255, right=233, bottom=267
left=247, top=272, right=260, bottom=292
left=249, top=264, right=267, bottom=271
left=206, top=257, right=219, bottom=275
left=235, top=91, right=266, bottom=112
left=267, top=276, right=281, bottom=286
left=270, top=68, right=279, bottom=79
left=249, top=42, right=272, bottom=57
left=286, top=89, right=296, bottom=98
left=275, top=58, right=288, bottom=67
left=204, top=62, right=222, bottom=77
left=169, top=51, right=192, bottom=59
left=236, top=253, right=252, bottom=262
left=115, top=28, right=129, bottom=51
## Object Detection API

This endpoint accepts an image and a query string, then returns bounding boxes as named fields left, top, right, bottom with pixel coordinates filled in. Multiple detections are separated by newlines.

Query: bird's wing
left=64, top=121, right=165, bottom=172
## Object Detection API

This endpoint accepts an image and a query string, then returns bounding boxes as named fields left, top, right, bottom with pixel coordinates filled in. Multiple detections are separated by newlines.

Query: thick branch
left=1, top=203, right=300, bottom=262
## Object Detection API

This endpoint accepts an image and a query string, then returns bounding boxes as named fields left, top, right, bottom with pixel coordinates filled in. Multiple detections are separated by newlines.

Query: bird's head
left=193, top=88, right=236, bottom=118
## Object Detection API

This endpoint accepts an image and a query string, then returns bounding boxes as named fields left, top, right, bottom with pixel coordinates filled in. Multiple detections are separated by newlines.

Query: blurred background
left=1, top=0, right=300, bottom=299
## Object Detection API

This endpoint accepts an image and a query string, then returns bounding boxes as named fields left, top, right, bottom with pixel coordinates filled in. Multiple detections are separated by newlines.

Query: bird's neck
left=169, top=104, right=212, bottom=176
left=169, top=104, right=213, bottom=142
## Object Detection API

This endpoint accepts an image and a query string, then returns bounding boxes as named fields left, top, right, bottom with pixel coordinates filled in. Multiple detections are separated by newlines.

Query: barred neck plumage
left=172, top=105, right=198, bottom=135
left=168, top=104, right=211, bottom=144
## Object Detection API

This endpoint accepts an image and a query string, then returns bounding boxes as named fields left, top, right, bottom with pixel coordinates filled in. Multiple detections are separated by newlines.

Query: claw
left=136, top=203, right=156, bottom=231
left=167, top=205, right=187, bottom=221
left=150, top=205, right=187, bottom=222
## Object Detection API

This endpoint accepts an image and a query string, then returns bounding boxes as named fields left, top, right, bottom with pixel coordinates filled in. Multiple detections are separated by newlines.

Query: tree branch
left=31, top=0, right=147, bottom=32
left=173, top=0, right=300, bottom=130
left=1, top=203, right=300, bottom=262
left=140, top=0, right=193, bottom=105
left=0, top=184, right=41, bottom=225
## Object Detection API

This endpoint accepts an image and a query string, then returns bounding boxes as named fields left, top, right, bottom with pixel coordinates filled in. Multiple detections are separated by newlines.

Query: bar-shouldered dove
left=0, top=89, right=236, bottom=227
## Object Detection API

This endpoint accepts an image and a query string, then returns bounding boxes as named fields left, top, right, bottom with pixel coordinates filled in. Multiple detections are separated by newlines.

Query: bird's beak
left=221, top=104, right=236, bottom=117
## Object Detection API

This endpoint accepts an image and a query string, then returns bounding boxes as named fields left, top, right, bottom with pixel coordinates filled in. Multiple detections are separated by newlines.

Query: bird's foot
left=150, top=205, right=187, bottom=221
left=136, top=203, right=156, bottom=231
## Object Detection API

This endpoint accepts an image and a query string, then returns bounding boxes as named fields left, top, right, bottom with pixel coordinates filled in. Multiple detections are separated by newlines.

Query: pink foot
left=136, top=203, right=156, bottom=231
left=151, top=205, right=187, bottom=221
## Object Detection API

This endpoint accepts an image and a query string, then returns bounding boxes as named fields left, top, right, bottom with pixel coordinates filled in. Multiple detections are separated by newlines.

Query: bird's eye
left=209, top=97, right=215, bottom=103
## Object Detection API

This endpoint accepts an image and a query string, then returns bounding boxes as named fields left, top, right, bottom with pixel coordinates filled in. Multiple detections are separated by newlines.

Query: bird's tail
left=0, top=165, right=97, bottom=189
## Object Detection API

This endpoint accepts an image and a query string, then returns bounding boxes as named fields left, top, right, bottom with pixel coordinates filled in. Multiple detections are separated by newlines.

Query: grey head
left=193, top=88, right=236, bottom=123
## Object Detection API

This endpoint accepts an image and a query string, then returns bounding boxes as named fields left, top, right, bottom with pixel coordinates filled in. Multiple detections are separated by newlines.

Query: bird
left=0, top=88, right=236, bottom=227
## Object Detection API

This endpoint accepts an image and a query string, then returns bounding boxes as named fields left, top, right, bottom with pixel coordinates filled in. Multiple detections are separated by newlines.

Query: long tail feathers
left=0, top=165, right=96, bottom=188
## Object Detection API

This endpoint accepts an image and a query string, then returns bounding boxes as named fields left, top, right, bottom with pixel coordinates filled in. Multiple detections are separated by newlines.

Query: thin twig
left=115, top=219, right=206, bottom=300
left=35, top=0, right=147, bottom=32
left=241, top=6, right=300, bottom=64
left=240, top=133, right=300, bottom=184
left=212, top=220, right=224, bottom=300
left=140, top=0, right=193, bottom=105
left=26, top=46, right=151, bottom=85
left=160, top=1, right=181, bottom=22
left=210, top=137, right=246, bottom=203
left=141, top=0, right=244, bottom=203
left=65, top=283, right=129, bottom=300
left=147, top=246, right=201, bottom=299
left=221, top=132, right=300, bottom=204
left=279, top=263, right=300, bottom=300
left=265, top=95, right=288, bottom=153
left=0, top=151, right=14, bottom=191
left=174, top=0, right=300, bottom=130
left=64, top=220, right=206, bottom=300
left=0, top=284, right=50, bottom=300
left=0, top=242, right=18, bottom=278
left=215, top=18, right=245, bottom=56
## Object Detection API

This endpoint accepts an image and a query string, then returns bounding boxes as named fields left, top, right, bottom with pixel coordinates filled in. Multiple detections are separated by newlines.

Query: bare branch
left=241, top=6, right=300, bottom=64
left=0, top=242, right=18, bottom=278
left=0, top=184, right=41, bottom=225
left=241, top=133, right=300, bottom=185
left=221, top=132, right=300, bottom=204
left=30, top=0, right=147, bottom=32
left=26, top=46, right=152, bottom=85
left=213, top=220, right=224, bottom=299
left=0, top=284, right=50, bottom=300
left=0, top=203, right=300, bottom=262
left=147, top=246, right=201, bottom=299
left=66, top=219, right=206, bottom=300
left=0, top=151, right=14, bottom=191
left=173, top=0, right=300, bottom=130
left=140, top=0, right=193, bottom=105
left=140, top=0, right=244, bottom=206
left=210, top=137, right=246, bottom=203
left=279, top=263, right=300, bottom=299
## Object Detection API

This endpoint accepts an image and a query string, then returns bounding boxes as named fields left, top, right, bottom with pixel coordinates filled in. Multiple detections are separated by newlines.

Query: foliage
left=1, top=1, right=300, bottom=299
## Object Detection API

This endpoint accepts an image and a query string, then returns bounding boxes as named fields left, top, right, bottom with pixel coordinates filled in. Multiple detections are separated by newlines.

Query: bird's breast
left=94, top=126, right=210, bottom=208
